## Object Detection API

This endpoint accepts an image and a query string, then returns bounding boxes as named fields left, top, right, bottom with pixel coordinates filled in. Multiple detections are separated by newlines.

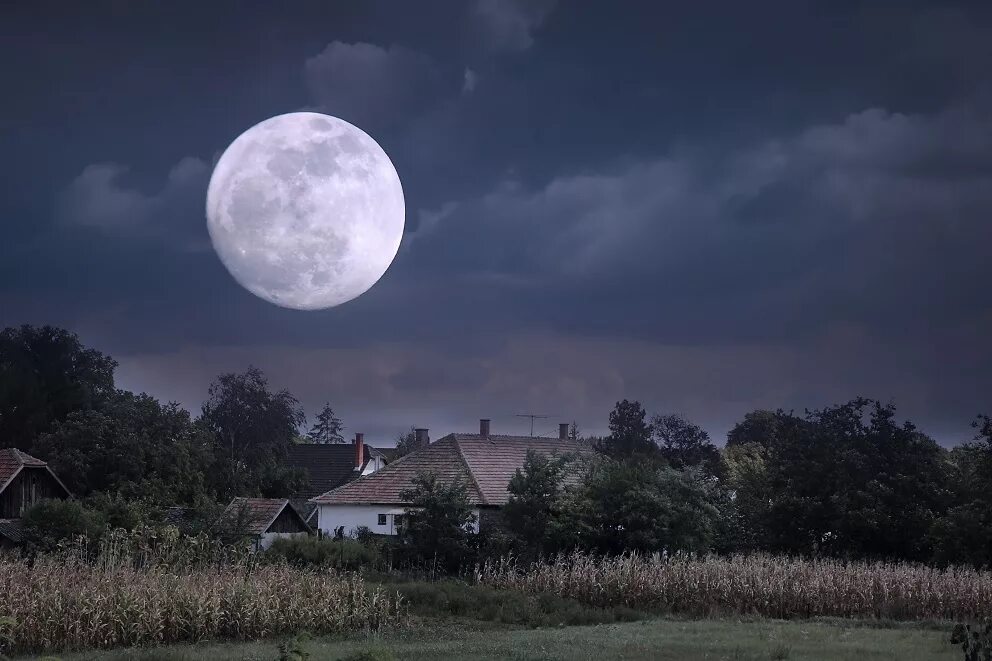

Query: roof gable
left=311, top=434, right=590, bottom=506
left=0, top=448, right=71, bottom=498
left=217, top=498, right=310, bottom=536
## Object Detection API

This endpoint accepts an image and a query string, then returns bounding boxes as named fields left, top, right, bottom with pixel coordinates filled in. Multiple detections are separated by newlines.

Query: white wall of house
left=361, top=456, right=386, bottom=475
left=317, top=504, right=481, bottom=537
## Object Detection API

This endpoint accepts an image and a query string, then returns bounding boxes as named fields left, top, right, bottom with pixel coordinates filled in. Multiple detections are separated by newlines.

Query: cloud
left=59, top=157, right=209, bottom=242
left=304, top=41, right=442, bottom=129
left=409, top=98, right=992, bottom=348
left=472, top=0, right=557, bottom=52
left=462, top=68, right=478, bottom=94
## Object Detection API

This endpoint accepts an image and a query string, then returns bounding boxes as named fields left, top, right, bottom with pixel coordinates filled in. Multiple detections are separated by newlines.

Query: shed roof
left=0, top=448, right=71, bottom=497
left=0, top=518, right=23, bottom=543
left=311, top=434, right=591, bottom=507
left=216, top=498, right=310, bottom=537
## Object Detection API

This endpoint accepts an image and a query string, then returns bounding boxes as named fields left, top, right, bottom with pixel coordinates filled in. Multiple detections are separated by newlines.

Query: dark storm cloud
left=304, top=41, right=444, bottom=130
left=4, top=1, right=992, bottom=442
left=470, top=0, right=557, bottom=52
left=59, top=157, right=210, bottom=245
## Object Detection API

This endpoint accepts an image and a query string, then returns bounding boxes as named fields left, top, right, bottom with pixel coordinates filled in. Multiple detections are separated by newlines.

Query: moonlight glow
left=206, top=112, right=405, bottom=310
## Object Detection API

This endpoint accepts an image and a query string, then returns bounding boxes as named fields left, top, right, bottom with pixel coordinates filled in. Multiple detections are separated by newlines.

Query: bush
left=264, top=535, right=379, bottom=570
left=393, top=579, right=648, bottom=627
left=20, top=499, right=106, bottom=553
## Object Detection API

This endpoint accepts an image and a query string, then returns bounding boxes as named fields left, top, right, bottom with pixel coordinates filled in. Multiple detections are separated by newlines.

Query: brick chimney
left=479, top=418, right=491, bottom=439
left=353, top=433, right=364, bottom=470
left=559, top=423, right=569, bottom=440
left=414, top=428, right=429, bottom=448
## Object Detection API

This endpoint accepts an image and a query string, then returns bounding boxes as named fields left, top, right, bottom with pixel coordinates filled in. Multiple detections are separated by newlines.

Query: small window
left=377, top=514, right=387, bottom=526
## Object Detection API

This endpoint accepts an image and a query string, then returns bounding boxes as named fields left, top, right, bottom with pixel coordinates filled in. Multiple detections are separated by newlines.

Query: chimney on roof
left=559, top=423, right=569, bottom=440
left=415, top=428, right=429, bottom=448
left=480, top=418, right=491, bottom=439
left=353, top=433, right=364, bottom=470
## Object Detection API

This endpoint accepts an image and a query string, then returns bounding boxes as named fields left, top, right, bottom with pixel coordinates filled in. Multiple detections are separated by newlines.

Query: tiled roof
left=286, top=443, right=382, bottom=500
left=0, top=448, right=58, bottom=494
left=0, top=518, right=23, bottom=543
left=311, top=434, right=590, bottom=506
left=216, top=498, right=309, bottom=536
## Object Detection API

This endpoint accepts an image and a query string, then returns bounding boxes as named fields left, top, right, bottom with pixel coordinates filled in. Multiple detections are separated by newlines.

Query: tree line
left=0, top=325, right=350, bottom=511
left=3, top=324, right=992, bottom=567
left=492, top=398, right=992, bottom=568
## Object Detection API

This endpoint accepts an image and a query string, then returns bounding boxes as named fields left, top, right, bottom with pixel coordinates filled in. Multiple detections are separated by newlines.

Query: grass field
left=25, top=618, right=958, bottom=661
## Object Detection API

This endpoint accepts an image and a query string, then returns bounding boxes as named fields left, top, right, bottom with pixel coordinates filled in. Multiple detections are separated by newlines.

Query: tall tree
left=504, top=450, right=573, bottom=557
left=395, top=427, right=419, bottom=457
left=726, top=409, right=781, bottom=448
left=398, top=471, right=477, bottom=570
left=930, top=415, right=992, bottom=566
left=652, top=413, right=722, bottom=477
left=564, top=459, right=720, bottom=555
left=306, top=402, right=344, bottom=444
left=0, top=325, right=117, bottom=451
left=596, top=400, right=655, bottom=459
left=34, top=391, right=214, bottom=505
left=200, top=367, right=306, bottom=500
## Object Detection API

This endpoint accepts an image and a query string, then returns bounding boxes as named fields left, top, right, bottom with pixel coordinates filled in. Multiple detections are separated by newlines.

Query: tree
left=930, top=416, right=992, bottom=566
left=596, top=400, right=655, bottom=459
left=34, top=391, right=214, bottom=505
left=738, top=400, right=950, bottom=560
left=0, top=325, right=117, bottom=451
left=503, top=450, right=573, bottom=557
left=306, top=403, right=344, bottom=444
left=565, top=458, right=720, bottom=555
left=726, top=410, right=781, bottom=448
left=652, top=413, right=722, bottom=477
left=200, top=367, right=307, bottom=500
left=395, top=427, right=419, bottom=458
left=398, top=471, right=477, bottom=571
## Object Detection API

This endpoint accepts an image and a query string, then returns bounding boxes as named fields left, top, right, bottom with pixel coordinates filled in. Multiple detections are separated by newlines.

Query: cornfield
left=476, top=552, right=992, bottom=622
left=0, top=544, right=405, bottom=656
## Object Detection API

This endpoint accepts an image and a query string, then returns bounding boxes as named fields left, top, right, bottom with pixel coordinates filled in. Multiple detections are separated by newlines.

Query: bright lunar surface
left=206, top=112, right=405, bottom=310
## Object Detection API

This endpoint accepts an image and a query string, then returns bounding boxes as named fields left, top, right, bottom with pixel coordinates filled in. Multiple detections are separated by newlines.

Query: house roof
left=311, top=434, right=591, bottom=507
left=0, top=448, right=71, bottom=497
left=0, top=518, right=23, bottom=543
left=286, top=443, right=387, bottom=500
left=216, top=498, right=310, bottom=537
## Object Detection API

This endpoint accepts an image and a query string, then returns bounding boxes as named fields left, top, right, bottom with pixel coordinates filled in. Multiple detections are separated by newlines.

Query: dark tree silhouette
left=0, top=325, right=117, bottom=451
left=307, top=402, right=344, bottom=444
left=596, top=399, right=654, bottom=458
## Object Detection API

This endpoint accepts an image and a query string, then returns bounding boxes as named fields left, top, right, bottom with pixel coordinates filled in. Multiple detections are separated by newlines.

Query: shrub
left=264, top=535, right=379, bottom=571
left=951, top=619, right=992, bottom=661
left=20, top=499, right=106, bottom=553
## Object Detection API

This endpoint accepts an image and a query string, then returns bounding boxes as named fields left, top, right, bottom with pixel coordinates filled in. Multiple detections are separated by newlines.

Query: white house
left=310, top=419, right=590, bottom=537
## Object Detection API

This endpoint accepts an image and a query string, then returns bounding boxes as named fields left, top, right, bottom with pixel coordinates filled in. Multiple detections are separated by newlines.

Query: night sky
left=3, top=1, right=991, bottom=443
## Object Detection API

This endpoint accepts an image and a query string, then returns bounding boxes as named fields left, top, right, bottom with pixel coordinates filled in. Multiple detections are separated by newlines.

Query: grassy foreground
left=27, top=618, right=957, bottom=661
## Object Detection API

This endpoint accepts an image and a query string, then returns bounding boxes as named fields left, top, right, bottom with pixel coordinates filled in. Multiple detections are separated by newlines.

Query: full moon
left=206, top=112, right=405, bottom=310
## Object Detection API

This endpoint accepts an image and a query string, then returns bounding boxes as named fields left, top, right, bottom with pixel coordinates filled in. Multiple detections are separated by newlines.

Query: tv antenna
left=515, top=413, right=550, bottom=436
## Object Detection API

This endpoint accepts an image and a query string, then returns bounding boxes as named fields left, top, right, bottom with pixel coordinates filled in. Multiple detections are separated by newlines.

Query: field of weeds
left=0, top=554, right=404, bottom=656
left=476, top=552, right=992, bottom=622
